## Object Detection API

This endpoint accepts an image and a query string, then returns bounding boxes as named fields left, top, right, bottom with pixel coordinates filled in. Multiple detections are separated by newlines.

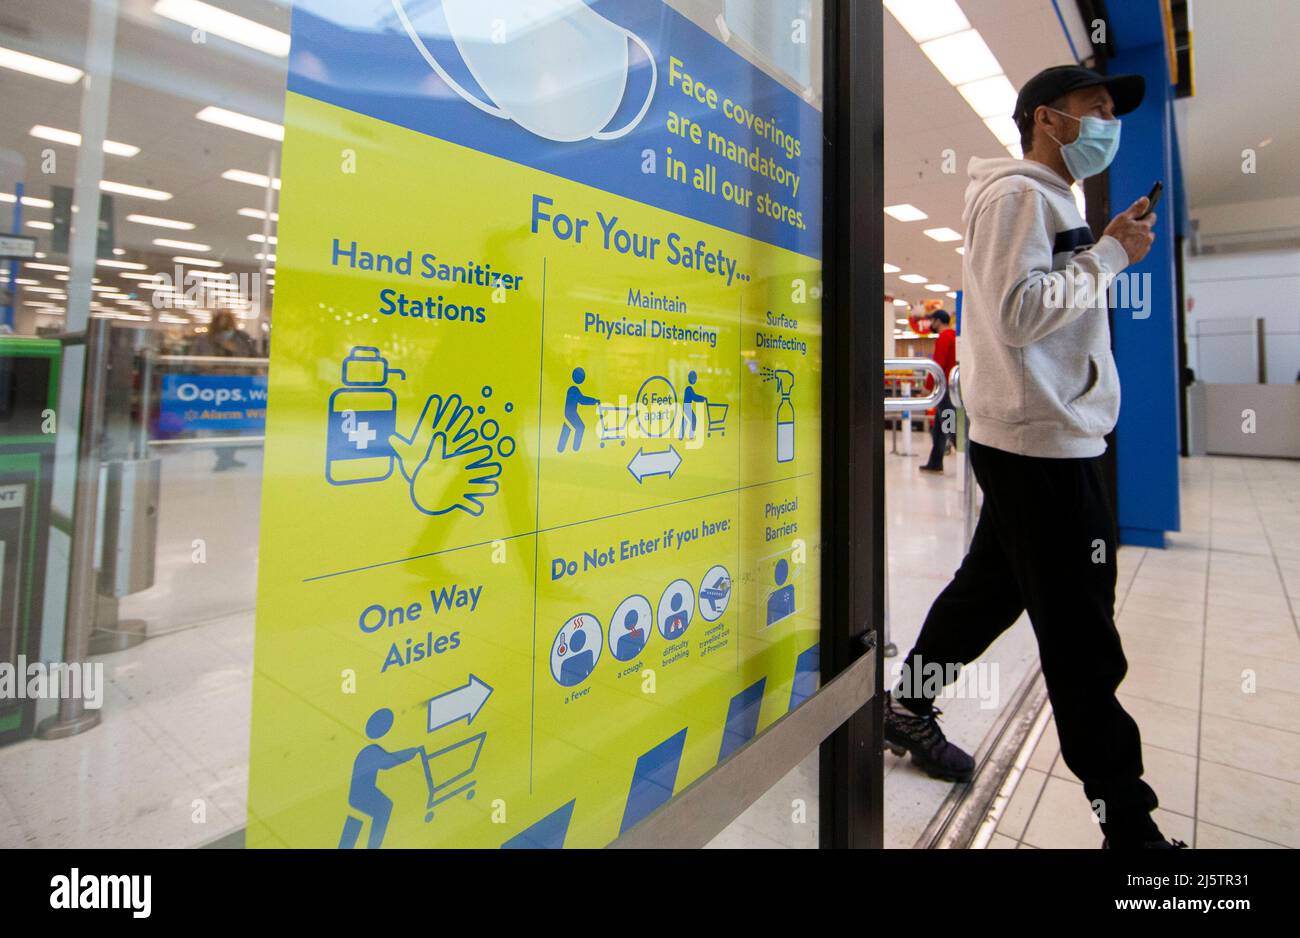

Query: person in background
left=194, top=309, right=254, bottom=358
left=193, top=310, right=255, bottom=471
left=919, top=310, right=958, bottom=473
left=884, top=65, right=1184, bottom=849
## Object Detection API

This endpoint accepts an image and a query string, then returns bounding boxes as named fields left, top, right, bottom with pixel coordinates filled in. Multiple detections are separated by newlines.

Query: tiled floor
left=3, top=448, right=1292, bottom=849
left=990, top=456, right=1300, bottom=849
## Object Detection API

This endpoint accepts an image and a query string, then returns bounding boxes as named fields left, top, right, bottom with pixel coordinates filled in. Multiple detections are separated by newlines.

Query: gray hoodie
left=960, top=156, right=1131, bottom=459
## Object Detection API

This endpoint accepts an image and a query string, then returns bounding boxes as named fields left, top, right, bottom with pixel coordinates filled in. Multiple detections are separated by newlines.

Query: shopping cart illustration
left=706, top=402, right=730, bottom=438
left=418, top=732, right=486, bottom=822
left=597, top=404, right=632, bottom=447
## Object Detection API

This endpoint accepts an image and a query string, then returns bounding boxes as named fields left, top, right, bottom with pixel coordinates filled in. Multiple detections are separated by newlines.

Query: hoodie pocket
left=1065, top=354, right=1119, bottom=436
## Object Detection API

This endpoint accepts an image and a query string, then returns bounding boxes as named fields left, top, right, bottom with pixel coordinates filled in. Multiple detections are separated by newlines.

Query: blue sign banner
left=287, top=0, right=824, bottom=259
left=159, top=373, right=269, bottom=434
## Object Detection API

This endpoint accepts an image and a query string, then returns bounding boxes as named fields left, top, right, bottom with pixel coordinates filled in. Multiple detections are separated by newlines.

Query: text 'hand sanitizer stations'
left=763, top=367, right=796, bottom=464
left=327, top=347, right=407, bottom=486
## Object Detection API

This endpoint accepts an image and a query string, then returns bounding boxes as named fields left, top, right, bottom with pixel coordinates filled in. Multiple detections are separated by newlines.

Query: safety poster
left=249, top=0, right=824, bottom=848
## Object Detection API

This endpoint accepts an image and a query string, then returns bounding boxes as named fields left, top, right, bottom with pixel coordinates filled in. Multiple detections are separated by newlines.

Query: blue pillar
left=1106, top=19, right=1182, bottom=549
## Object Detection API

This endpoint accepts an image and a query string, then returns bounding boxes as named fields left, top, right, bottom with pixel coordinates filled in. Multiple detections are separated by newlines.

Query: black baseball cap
left=1015, top=65, right=1146, bottom=136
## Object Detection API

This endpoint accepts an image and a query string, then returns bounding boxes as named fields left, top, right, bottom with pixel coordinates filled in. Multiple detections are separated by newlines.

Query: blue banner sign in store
left=159, top=373, right=269, bottom=434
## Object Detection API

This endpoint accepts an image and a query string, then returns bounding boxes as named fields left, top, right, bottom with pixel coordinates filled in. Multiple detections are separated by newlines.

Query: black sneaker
left=883, top=692, right=975, bottom=782
left=918, top=464, right=944, bottom=474
left=1102, top=837, right=1189, bottom=849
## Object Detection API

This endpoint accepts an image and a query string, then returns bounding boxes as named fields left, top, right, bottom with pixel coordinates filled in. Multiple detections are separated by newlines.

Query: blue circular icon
left=656, top=579, right=695, bottom=640
left=551, top=614, right=602, bottom=687
left=698, top=565, right=732, bottom=622
left=609, top=595, right=653, bottom=662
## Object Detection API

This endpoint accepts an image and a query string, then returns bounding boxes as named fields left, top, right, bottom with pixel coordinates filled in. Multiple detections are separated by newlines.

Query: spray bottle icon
left=326, top=347, right=407, bottom=486
left=762, top=368, right=797, bottom=464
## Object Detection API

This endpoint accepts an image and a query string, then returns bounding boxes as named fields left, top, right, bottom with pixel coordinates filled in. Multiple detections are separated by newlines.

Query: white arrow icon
left=426, top=674, right=493, bottom=733
left=627, top=446, right=683, bottom=484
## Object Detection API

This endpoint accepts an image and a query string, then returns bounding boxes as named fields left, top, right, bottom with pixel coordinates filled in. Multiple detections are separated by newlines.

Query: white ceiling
left=1177, top=0, right=1300, bottom=210
left=0, top=0, right=289, bottom=323
left=1, top=0, right=1090, bottom=323
left=883, top=0, right=1082, bottom=309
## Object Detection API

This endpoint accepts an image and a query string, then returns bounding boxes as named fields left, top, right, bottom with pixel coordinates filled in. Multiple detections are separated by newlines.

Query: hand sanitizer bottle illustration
left=773, top=369, right=796, bottom=464
left=326, top=347, right=406, bottom=486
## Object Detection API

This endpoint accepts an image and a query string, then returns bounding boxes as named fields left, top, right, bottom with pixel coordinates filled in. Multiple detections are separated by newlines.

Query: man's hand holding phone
left=1104, top=190, right=1159, bottom=266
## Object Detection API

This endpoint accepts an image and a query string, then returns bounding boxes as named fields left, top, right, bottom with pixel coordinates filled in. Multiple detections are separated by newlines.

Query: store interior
left=0, top=0, right=1297, bottom=850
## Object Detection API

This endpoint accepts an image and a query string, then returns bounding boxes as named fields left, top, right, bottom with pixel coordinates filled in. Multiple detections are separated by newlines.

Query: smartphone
left=1141, top=181, right=1164, bottom=219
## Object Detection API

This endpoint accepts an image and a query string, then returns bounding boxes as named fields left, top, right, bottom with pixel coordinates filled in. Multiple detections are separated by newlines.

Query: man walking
left=884, top=65, right=1184, bottom=849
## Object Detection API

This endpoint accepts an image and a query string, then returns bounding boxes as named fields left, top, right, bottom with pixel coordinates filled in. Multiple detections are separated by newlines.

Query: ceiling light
left=96, top=259, right=148, bottom=270
left=152, top=0, right=290, bottom=57
left=955, top=247, right=966, bottom=255
left=247, top=233, right=277, bottom=244
left=154, top=238, right=211, bottom=252
left=196, top=106, right=284, bottom=141
left=893, top=299, right=910, bottom=308
left=883, top=0, right=970, bottom=43
left=956, top=75, right=1018, bottom=119
left=238, top=208, right=279, bottom=221
left=26, top=220, right=53, bottom=230
left=900, top=274, right=928, bottom=284
left=173, top=256, right=223, bottom=268
left=223, top=169, right=280, bottom=189
left=885, top=204, right=928, bottom=222
left=126, top=214, right=194, bottom=230
left=26, top=263, right=69, bottom=272
left=0, top=45, right=84, bottom=83
left=920, top=30, right=1002, bottom=86
left=984, top=115, right=1021, bottom=147
left=256, top=253, right=276, bottom=262
left=30, top=125, right=139, bottom=157
left=896, top=319, right=910, bottom=325
left=884, top=263, right=900, bottom=274
left=101, top=180, right=172, bottom=201
left=926, top=284, right=951, bottom=292
left=924, top=227, right=963, bottom=242
left=947, top=292, right=958, bottom=299
left=0, top=193, right=54, bottom=209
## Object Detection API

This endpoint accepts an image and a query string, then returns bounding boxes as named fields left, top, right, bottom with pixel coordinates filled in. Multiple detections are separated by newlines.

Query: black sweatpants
left=895, top=440, right=1160, bottom=843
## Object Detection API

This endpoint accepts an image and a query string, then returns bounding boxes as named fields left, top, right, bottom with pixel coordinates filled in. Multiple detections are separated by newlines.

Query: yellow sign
left=249, top=0, right=823, bottom=849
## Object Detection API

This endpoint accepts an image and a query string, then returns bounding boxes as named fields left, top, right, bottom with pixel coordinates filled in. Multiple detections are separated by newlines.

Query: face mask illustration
left=391, top=0, right=658, bottom=143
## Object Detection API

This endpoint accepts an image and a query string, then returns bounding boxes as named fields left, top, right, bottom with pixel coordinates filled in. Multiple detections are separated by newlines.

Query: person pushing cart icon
left=339, top=708, right=421, bottom=850
left=339, top=707, right=487, bottom=848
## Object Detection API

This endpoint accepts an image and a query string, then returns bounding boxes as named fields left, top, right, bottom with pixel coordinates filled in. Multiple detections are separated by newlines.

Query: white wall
left=1185, top=249, right=1300, bottom=385
left=1193, top=195, right=1300, bottom=239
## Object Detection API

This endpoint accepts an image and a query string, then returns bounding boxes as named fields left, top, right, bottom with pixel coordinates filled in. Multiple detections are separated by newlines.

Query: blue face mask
left=1047, top=108, right=1122, bottom=180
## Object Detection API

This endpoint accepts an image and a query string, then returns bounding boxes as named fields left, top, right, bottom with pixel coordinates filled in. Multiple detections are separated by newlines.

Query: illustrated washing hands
left=390, top=394, right=503, bottom=517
